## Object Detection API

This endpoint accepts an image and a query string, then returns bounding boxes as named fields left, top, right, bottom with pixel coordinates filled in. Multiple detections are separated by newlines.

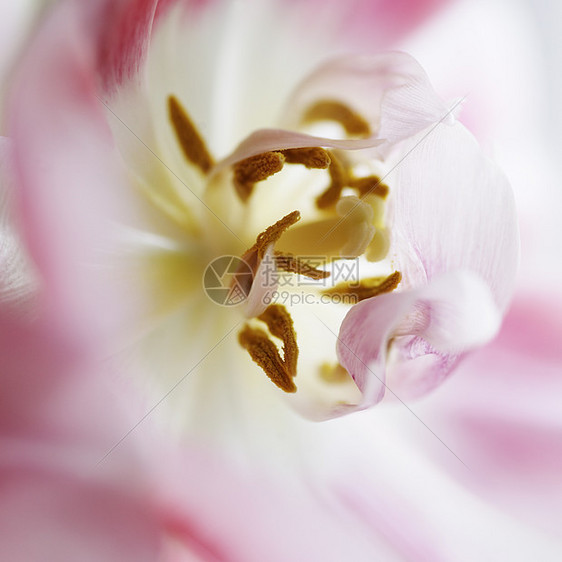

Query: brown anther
left=258, top=304, right=299, bottom=378
left=349, top=176, right=389, bottom=199
left=238, top=326, right=297, bottom=393
left=274, top=252, right=330, bottom=281
left=316, top=152, right=348, bottom=209
left=280, top=147, right=331, bottom=169
left=303, top=100, right=371, bottom=137
left=253, top=210, right=301, bottom=260
left=323, top=271, right=402, bottom=302
left=168, top=95, right=214, bottom=174
left=233, top=152, right=285, bottom=202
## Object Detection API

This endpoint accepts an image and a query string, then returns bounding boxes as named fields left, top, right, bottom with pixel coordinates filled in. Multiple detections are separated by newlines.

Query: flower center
left=167, top=94, right=401, bottom=394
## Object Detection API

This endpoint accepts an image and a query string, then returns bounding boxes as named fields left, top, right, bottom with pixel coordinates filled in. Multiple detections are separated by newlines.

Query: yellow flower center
left=167, top=94, right=400, bottom=393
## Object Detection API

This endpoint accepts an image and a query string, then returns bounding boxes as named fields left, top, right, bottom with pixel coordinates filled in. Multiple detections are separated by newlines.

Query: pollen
left=233, top=151, right=286, bottom=202
left=280, top=147, right=331, bottom=169
left=258, top=304, right=299, bottom=378
left=274, top=252, right=330, bottom=280
left=238, top=326, right=297, bottom=393
left=253, top=210, right=301, bottom=260
left=303, top=99, right=371, bottom=137
left=168, top=95, right=214, bottom=174
left=238, top=304, right=299, bottom=393
left=240, top=210, right=301, bottom=277
left=316, top=151, right=348, bottom=209
left=349, top=176, right=389, bottom=199
left=323, top=271, right=402, bottom=302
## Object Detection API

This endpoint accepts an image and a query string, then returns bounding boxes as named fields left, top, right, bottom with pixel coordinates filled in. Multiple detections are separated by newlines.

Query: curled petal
left=282, top=52, right=451, bottom=147
left=213, top=128, right=384, bottom=174
left=338, top=271, right=501, bottom=406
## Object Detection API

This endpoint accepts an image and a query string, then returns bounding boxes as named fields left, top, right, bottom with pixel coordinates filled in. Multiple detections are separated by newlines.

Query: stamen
left=316, top=151, right=348, bottom=209
left=275, top=252, right=330, bottom=280
left=303, top=99, right=371, bottom=137
left=280, top=147, right=331, bottom=169
left=233, top=152, right=285, bottom=202
left=349, top=176, right=389, bottom=199
left=238, top=326, right=297, bottom=393
left=323, top=271, right=402, bottom=302
left=258, top=304, right=298, bottom=378
left=238, top=211, right=302, bottom=299
left=253, top=210, right=301, bottom=260
left=168, top=95, right=214, bottom=174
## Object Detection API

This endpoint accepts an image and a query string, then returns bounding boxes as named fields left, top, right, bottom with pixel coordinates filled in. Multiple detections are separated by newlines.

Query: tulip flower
left=7, top=0, right=518, bottom=425
left=5, top=0, right=556, bottom=560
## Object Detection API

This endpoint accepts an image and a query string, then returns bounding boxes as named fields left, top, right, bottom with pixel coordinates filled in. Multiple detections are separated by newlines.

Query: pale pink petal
left=157, top=447, right=410, bottom=562
left=413, top=294, right=562, bottom=535
left=283, top=52, right=451, bottom=146
left=284, top=0, right=451, bottom=50
left=0, top=460, right=161, bottom=562
left=390, top=121, right=519, bottom=311
left=337, top=120, right=517, bottom=404
left=0, top=138, right=37, bottom=316
left=9, top=3, right=143, bottom=353
left=337, top=271, right=500, bottom=406
left=214, top=127, right=384, bottom=173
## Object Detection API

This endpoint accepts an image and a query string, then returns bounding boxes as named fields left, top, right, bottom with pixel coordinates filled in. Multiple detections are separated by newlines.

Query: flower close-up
left=1, top=0, right=560, bottom=560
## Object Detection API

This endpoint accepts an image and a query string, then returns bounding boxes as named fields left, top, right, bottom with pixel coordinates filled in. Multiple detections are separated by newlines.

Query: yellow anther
left=323, top=271, right=402, bottom=302
left=303, top=99, right=371, bottom=137
left=168, top=95, right=214, bottom=174
left=233, top=151, right=286, bottom=202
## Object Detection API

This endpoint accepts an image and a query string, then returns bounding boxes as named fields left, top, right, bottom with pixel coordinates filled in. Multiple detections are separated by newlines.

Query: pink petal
left=391, top=121, right=519, bottom=311
left=283, top=52, right=451, bottom=146
left=95, top=0, right=192, bottom=93
left=0, top=460, right=161, bottom=562
left=9, top=3, right=144, bottom=354
left=337, top=271, right=500, bottom=406
left=0, top=138, right=37, bottom=316
left=413, top=293, right=562, bottom=535
left=338, top=121, right=517, bottom=404
left=284, top=0, right=451, bottom=50
left=214, top=127, right=384, bottom=173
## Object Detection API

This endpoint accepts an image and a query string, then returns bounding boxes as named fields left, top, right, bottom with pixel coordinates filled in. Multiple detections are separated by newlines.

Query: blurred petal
left=0, top=138, right=37, bottom=316
left=414, top=294, right=562, bottom=536
left=9, top=2, right=143, bottom=352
